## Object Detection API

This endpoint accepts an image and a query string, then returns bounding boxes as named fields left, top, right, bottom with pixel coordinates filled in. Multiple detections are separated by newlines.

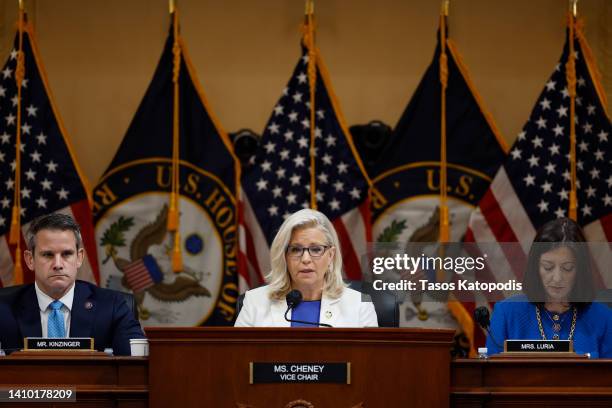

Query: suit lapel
left=15, top=285, right=42, bottom=338
left=70, top=281, right=96, bottom=338
left=320, top=295, right=340, bottom=327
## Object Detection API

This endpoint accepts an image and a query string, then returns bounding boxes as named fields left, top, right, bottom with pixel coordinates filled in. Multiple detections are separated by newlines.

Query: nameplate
left=24, top=338, right=94, bottom=351
left=504, top=340, right=572, bottom=353
left=249, top=362, right=350, bottom=384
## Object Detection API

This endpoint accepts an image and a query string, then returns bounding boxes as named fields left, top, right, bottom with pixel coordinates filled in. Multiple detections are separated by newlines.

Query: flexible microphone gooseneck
left=474, top=306, right=502, bottom=349
left=284, top=289, right=333, bottom=328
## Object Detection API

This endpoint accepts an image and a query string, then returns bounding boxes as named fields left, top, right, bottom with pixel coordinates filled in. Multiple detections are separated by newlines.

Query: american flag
left=239, top=44, right=372, bottom=291
left=123, top=255, right=163, bottom=293
left=0, top=21, right=99, bottom=287
left=467, top=23, right=612, bottom=304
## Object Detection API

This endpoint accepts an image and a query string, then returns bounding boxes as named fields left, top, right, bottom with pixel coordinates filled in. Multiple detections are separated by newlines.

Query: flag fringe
left=575, top=19, right=610, bottom=118
left=21, top=20, right=95, bottom=207
left=566, top=13, right=578, bottom=221
left=438, top=14, right=450, bottom=243
left=448, top=299, right=476, bottom=358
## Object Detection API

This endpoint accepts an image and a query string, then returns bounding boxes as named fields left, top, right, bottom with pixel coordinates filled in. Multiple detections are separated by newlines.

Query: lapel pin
left=325, top=310, right=332, bottom=319
left=85, top=301, right=93, bottom=310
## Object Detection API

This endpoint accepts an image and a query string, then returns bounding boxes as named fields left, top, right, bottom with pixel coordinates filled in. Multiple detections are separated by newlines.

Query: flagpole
left=9, top=0, right=26, bottom=284
left=438, top=0, right=450, bottom=242
left=304, top=0, right=317, bottom=210
left=419, top=0, right=451, bottom=323
left=567, top=0, right=578, bottom=221
left=437, top=1, right=477, bottom=357
left=168, top=5, right=183, bottom=272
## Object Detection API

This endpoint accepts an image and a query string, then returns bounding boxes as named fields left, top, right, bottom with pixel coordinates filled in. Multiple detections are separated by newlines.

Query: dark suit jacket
left=0, top=280, right=144, bottom=355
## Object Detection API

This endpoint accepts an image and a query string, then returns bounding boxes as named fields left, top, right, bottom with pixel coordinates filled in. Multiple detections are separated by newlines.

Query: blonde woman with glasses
left=235, top=209, right=378, bottom=327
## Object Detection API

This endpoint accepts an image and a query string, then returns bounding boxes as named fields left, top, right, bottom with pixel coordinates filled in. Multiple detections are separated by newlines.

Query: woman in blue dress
left=487, top=218, right=612, bottom=358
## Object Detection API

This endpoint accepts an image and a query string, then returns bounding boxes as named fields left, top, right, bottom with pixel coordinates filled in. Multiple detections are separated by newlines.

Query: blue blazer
left=487, top=295, right=612, bottom=358
left=0, top=280, right=144, bottom=355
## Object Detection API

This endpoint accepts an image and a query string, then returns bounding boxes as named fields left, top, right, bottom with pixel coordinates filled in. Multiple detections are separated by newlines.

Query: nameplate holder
left=504, top=339, right=572, bottom=353
left=249, top=362, right=350, bottom=384
left=24, top=337, right=94, bottom=351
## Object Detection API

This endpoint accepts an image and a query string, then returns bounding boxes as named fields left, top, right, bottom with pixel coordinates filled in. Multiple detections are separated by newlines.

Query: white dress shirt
left=35, top=281, right=75, bottom=338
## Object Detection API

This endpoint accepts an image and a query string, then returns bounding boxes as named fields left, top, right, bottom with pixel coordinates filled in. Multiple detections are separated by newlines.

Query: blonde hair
left=266, top=209, right=346, bottom=300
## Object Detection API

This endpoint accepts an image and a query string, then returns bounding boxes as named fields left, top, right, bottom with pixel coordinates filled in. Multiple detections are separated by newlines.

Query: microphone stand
left=284, top=306, right=333, bottom=328
left=474, top=307, right=503, bottom=349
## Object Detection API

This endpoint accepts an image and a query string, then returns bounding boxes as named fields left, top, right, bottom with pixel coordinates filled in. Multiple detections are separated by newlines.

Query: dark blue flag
left=93, top=15, right=239, bottom=326
left=372, top=27, right=507, bottom=244
left=370, top=20, right=507, bottom=353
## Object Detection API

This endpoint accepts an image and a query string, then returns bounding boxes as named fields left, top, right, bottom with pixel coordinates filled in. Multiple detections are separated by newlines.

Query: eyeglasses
left=286, top=245, right=330, bottom=259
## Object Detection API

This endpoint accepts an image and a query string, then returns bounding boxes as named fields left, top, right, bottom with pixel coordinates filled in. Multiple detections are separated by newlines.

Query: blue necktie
left=48, top=300, right=65, bottom=338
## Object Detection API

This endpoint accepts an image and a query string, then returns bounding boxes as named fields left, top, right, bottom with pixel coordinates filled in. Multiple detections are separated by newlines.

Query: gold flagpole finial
left=305, top=0, right=314, bottom=16
left=18, top=0, right=24, bottom=11
left=570, top=0, right=578, bottom=17
left=169, top=0, right=176, bottom=14
left=441, top=0, right=450, bottom=16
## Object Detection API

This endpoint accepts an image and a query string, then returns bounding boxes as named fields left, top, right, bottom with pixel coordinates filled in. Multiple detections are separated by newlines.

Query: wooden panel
left=451, top=358, right=612, bottom=407
left=4, top=335, right=612, bottom=406
left=147, top=327, right=455, bottom=408
left=0, top=355, right=148, bottom=407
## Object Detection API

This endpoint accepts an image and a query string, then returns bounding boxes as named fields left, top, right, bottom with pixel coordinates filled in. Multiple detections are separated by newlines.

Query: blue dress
left=291, top=300, right=321, bottom=327
left=487, top=295, right=612, bottom=358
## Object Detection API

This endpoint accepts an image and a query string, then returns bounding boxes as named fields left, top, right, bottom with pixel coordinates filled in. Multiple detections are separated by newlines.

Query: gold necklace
left=544, top=309, right=570, bottom=333
left=536, top=305, right=577, bottom=340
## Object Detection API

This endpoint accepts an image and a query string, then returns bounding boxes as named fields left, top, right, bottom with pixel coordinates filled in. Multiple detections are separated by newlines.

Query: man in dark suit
left=0, top=213, right=144, bottom=355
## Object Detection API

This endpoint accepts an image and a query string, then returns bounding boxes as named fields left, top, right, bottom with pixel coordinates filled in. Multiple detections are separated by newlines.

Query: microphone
left=286, top=289, right=302, bottom=309
left=474, top=306, right=490, bottom=330
left=474, top=306, right=502, bottom=349
left=1, top=347, right=23, bottom=355
left=284, top=290, right=333, bottom=328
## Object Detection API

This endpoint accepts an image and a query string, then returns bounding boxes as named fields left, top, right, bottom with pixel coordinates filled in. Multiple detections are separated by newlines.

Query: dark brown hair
left=522, top=218, right=595, bottom=308
left=26, top=213, right=83, bottom=252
